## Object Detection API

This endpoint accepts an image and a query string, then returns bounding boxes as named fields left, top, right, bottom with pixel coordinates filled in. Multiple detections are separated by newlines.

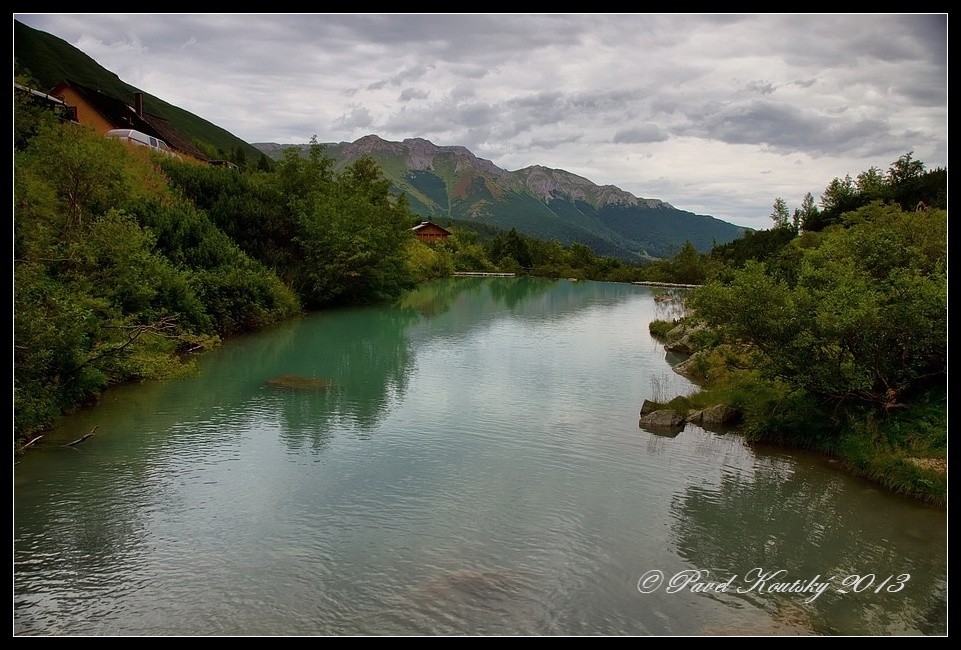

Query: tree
left=671, top=240, right=706, bottom=285
left=887, top=152, right=925, bottom=185
left=855, top=166, right=886, bottom=198
left=14, top=81, right=59, bottom=151
left=770, top=197, right=791, bottom=229
left=805, top=175, right=858, bottom=231
left=230, top=145, right=247, bottom=168
left=20, top=123, right=135, bottom=236
left=691, top=204, right=945, bottom=414
left=798, top=192, right=817, bottom=230
left=489, top=228, right=533, bottom=270
left=886, top=153, right=939, bottom=212
left=819, top=175, right=856, bottom=214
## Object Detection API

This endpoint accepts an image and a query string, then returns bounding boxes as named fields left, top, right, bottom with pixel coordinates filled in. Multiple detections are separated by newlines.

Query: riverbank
left=648, top=317, right=947, bottom=507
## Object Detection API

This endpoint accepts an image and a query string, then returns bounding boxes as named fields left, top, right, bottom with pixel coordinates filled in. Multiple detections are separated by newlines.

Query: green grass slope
left=14, top=19, right=262, bottom=162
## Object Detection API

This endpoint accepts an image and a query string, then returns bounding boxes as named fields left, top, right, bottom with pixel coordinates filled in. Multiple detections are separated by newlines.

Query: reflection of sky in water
left=14, top=279, right=946, bottom=635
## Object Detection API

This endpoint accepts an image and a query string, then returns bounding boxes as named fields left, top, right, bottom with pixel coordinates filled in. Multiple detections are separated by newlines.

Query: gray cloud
left=529, top=134, right=581, bottom=150
left=664, top=99, right=914, bottom=158
left=13, top=12, right=946, bottom=227
left=398, top=87, right=430, bottom=102
left=335, top=106, right=373, bottom=130
left=613, top=125, right=669, bottom=144
left=744, top=81, right=776, bottom=95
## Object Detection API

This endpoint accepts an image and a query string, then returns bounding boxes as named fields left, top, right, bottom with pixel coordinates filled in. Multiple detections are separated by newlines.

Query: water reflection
left=15, top=279, right=945, bottom=636
left=668, top=441, right=947, bottom=635
left=650, top=287, right=690, bottom=322
left=264, top=309, right=418, bottom=447
left=21, top=279, right=628, bottom=457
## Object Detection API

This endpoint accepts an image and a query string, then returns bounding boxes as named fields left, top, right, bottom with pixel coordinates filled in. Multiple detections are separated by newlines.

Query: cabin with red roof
left=411, top=221, right=452, bottom=243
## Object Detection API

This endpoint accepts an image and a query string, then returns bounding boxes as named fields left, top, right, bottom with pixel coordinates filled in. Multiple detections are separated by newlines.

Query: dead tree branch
left=65, top=425, right=99, bottom=447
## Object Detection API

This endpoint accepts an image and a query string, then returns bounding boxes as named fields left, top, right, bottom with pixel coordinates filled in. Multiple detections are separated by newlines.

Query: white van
left=105, top=129, right=181, bottom=159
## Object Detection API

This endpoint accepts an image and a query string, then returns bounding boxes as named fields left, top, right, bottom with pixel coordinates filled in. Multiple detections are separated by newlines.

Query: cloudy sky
left=14, top=13, right=947, bottom=230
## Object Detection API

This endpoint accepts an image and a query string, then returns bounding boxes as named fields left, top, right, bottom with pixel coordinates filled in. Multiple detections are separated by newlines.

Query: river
left=13, top=278, right=947, bottom=636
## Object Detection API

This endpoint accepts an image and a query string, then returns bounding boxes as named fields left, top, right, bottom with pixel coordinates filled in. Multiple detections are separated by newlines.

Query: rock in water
left=265, top=374, right=332, bottom=390
left=639, top=409, right=686, bottom=430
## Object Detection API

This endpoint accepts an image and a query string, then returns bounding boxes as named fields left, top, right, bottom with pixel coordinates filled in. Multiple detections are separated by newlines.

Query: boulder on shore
left=638, top=409, right=686, bottom=430
left=665, top=334, right=696, bottom=355
left=686, top=404, right=741, bottom=429
left=639, top=404, right=742, bottom=434
left=672, top=351, right=706, bottom=379
left=639, top=399, right=662, bottom=416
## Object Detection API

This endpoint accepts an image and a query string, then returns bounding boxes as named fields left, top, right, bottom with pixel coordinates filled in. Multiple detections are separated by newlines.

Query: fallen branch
left=65, top=425, right=99, bottom=447
left=23, top=434, right=43, bottom=449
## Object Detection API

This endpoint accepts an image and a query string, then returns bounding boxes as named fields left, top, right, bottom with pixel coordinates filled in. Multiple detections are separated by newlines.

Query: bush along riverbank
left=643, top=212, right=945, bottom=506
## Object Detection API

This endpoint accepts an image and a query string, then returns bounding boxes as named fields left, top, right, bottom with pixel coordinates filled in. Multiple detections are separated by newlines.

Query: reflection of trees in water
left=650, top=288, right=690, bottom=322
left=396, top=277, right=490, bottom=317
left=486, top=277, right=558, bottom=310
left=274, top=279, right=568, bottom=450
left=398, top=277, right=558, bottom=321
left=669, top=453, right=947, bottom=634
left=402, top=278, right=649, bottom=349
left=32, top=279, right=611, bottom=459
left=272, top=278, right=651, bottom=451
left=267, top=309, right=419, bottom=450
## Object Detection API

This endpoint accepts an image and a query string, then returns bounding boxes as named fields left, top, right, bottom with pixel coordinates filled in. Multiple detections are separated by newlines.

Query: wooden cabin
left=48, top=79, right=208, bottom=163
left=411, top=221, right=452, bottom=243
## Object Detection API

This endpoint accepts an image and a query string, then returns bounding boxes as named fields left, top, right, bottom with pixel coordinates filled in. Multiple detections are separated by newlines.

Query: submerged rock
left=406, top=568, right=523, bottom=605
left=265, top=374, right=333, bottom=390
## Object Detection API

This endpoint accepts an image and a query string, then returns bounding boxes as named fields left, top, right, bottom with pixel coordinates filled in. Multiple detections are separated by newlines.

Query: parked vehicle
left=105, top=129, right=181, bottom=159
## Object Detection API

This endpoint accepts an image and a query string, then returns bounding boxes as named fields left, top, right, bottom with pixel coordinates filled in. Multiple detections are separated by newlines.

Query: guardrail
left=631, top=281, right=701, bottom=288
left=453, top=272, right=517, bottom=277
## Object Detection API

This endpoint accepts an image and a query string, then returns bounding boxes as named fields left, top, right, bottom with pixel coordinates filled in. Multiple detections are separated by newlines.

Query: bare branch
left=65, top=425, right=99, bottom=447
left=69, top=316, right=179, bottom=376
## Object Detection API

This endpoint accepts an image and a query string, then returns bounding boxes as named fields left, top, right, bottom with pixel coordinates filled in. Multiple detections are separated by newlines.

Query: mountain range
left=256, top=136, right=747, bottom=259
left=15, top=18, right=747, bottom=261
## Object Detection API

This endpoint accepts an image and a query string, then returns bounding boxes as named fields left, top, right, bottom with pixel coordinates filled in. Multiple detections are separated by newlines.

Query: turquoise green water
left=13, top=278, right=946, bottom=635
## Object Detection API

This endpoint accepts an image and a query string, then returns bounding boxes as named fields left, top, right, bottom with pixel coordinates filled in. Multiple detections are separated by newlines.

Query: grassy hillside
left=14, top=20, right=263, bottom=162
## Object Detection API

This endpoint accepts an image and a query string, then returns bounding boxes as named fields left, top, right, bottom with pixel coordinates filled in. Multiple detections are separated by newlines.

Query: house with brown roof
left=411, top=221, right=452, bottom=243
left=48, top=79, right=208, bottom=163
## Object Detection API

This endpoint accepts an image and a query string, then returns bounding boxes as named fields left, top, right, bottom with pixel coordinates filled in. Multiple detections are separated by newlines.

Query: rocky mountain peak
left=517, top=165, right=643, bottom=208
left=399, top=137, right=508, bottom=179
left=343, top=134, right=406, bottom=157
